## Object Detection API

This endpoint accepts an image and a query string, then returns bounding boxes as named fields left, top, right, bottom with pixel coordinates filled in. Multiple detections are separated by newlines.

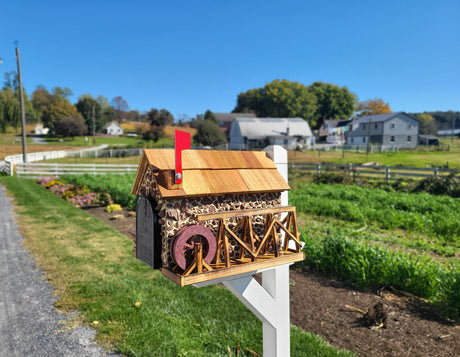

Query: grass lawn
left=0, top=176, right=354, bottom=357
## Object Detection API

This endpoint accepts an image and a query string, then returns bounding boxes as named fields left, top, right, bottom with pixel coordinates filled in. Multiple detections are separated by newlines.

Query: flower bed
left=37, top=177, right=113, bottom=208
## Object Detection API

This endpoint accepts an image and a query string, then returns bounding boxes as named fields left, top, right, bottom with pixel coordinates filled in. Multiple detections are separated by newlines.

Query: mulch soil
left=85, top=206, right=460, bottom=357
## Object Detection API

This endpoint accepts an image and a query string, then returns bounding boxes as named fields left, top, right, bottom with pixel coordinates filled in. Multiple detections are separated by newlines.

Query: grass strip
left=0, top=176, right=354, bottom=357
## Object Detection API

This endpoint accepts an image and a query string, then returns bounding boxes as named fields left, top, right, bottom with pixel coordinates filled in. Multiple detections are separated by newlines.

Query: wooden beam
left=195, top=206, right=296, bottom=221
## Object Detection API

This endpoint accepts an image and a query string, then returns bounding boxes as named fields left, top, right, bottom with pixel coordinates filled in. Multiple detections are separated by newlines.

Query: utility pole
left=92, top=104, right=96, bottom=145
left=15, top=43, right=27, bottom=163
left=452, top=111, right=455, bottom=143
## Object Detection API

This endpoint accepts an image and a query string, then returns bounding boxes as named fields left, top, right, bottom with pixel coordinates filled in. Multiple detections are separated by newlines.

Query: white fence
left=290, top=163, right=456, bottom=181
left=15, top=162, right=139, bottom=178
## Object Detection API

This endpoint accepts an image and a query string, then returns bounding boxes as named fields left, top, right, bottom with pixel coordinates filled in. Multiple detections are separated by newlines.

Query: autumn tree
left=42, top=100, right=81, bottom=133
left=233, top=79, right=318, bottom=126
left=416, top=113, right=438, bottom=135
left=307, top=81, right=357, bottom=128
left=31, top=86, right=52, bottom=120
left=357, top=98, right=391, bottom=117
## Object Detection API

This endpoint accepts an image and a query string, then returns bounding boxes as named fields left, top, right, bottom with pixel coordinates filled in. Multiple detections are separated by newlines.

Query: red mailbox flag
left=175, top=130, right=191, bottom=184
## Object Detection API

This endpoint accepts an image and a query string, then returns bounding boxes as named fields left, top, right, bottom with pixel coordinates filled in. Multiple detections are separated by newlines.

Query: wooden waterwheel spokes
left=171, top=225, right=217, bottom=271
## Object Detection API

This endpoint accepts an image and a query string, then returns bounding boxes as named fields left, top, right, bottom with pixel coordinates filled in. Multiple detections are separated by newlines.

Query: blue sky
left=1, top=0, right=459, bottom=120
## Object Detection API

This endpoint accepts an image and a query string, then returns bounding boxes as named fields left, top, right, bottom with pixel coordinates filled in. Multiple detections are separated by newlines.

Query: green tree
left=307, top=81, right=357, bottom=128
left=55, top=116, right=87, bottom=139
left=203, top=109, right=218, bottom=123
left=356, top=98, right=391, bottom=117
left=142, top=108, right=174, bottom=142
left=111, top=96, right=129, bottom=122
left=233, top=79, right=318, bottom=126
left=193, top=119, right=226, bottom=146
left=0, top=88, right=20, bottom=132
left=52, top=86, right=73, bottom=101
left=75, top=94, right=104, bottom=134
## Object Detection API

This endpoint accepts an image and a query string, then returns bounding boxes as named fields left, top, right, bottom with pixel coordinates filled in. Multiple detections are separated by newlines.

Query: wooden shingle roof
left=132, top=149, right=290, bottom=198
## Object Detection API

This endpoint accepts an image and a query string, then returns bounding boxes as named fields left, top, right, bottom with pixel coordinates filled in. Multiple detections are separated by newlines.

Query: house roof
left=132, top=149, right=290, bottom=199
left=352, top=112, right=418, bottom=124
left=214, top=112, right=256, bottom=122
left=233, top=118, right=312, bottom=140
left=104, top=121, right=123, bottom=130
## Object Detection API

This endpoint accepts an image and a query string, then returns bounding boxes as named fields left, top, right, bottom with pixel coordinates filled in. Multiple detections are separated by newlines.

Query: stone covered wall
left=137, top=166, right=282, bottom=269
left=161, top=192, right=281, bottom=268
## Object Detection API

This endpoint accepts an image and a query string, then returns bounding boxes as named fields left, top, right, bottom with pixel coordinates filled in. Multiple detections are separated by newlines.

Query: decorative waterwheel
left=170, top=225, right=217, bottom=271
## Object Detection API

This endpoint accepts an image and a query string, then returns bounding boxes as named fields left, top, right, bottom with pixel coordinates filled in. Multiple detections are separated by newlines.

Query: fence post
left=317, top=164, right=321, bottom=175
left=93, top=163, right=96, bottom=175
left=55, top=163, right=58, bottom=177
left=434, top=168, right=438, bottom=177
left=385, top=167, right=391, bottom=181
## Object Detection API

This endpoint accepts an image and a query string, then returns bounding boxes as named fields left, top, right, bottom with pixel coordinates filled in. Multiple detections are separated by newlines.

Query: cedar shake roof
left=132, top=149, right=290, bottom=198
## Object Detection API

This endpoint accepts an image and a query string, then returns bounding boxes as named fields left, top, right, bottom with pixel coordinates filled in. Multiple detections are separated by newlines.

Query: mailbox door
left=136, top=197, right=161, bottom=269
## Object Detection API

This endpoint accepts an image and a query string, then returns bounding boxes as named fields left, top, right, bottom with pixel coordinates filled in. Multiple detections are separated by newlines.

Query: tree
left=416, top=113, right=438, bottom=135
left=111, top=96, right=129, bottom=122
left=42, top=100, right=81, bottom=132
left=203, top=109, right=218, bottom=123
left=31, top=86, right=52, bottom=117
left=307, top=82, right=357, bottom=128
left=193, top=119, right=226, bottom=146
left=142, top=108, right=174, bottom=142
left=146, top=108, right=174, bottom=127
left=55, top=116, right=87, bottom=139
left=233, top=79, right=318, bottom=126
left=52, top=87, right=73, bottom=101
left=75, top=94, right=103, bottom=134
left=356, top=98, right=391, bottom=117
left=0, top=88, right=20, bottom=133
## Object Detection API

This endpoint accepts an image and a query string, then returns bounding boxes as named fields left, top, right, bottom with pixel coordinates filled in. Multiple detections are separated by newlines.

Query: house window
left=407, top=123, right=412, bottom=130
left=374, top=124, right=378, bottom=129
left=363, top=137, right=366, bottom=143
left=362, top=124, right=366, bottom=130
left=351, top=137, right=354, bottom=143
left=390, top=136, right=395, bottom=143
left=407, top=136, right=411, bottom=142
left=391, top=122, right=395, bottom=129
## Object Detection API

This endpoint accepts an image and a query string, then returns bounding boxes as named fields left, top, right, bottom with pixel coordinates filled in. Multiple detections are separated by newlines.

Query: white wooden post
left=194, top=145, right=293, bottom=357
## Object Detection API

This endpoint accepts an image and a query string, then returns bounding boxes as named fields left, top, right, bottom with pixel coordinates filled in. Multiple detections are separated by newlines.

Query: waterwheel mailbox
left=131, top=131, right=304, bottom=356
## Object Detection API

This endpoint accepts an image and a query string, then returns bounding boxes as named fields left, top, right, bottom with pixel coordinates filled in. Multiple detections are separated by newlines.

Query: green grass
left=289, top=138, right=460, bottom=168
left=0, top=176, right=354, bottom=357
left=290, top=182, right=460, bottom=245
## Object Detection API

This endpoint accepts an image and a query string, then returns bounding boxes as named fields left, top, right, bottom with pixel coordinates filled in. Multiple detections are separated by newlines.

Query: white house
left=104, top=122, right=124, bottom=136
left=34, top=124, right=49, bottom=135
left=229, top=117, right=313, bottom=150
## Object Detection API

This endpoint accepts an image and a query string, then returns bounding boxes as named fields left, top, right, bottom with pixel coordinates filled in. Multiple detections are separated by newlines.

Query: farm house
left=131, top=148, right=304, bottom=286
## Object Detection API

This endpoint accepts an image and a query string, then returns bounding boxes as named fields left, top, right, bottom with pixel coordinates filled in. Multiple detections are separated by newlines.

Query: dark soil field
left=85, top=206, right=460, bottom=357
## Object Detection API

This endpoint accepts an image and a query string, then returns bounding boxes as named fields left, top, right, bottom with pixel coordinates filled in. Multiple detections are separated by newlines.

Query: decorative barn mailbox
left=131, top=143, right=305, bottom=286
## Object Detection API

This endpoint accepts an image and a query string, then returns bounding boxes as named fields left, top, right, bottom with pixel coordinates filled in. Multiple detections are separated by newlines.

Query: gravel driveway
left=0, top=184, right=118, bottom=357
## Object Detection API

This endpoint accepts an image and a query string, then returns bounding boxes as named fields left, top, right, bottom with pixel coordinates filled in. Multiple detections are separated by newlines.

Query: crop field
left=61, top=174, right=460, bottom=318
left=290, top=182, right=459, bottom=318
